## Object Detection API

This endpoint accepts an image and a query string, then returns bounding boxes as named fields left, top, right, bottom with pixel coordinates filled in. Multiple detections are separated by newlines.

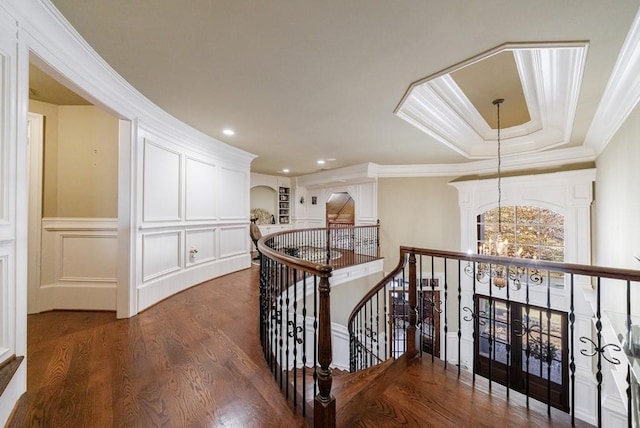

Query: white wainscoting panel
left=185, top=157, right=217, bottom=221
left=357, top=182, right=377, bottom=222
left=39, top=218, right=118, bottom=312
left=143, top=140, right=181, bottom=222
left=60, top=234, right=117, bottom=282
left=185, top=228, right=216, bottom=267
left=219, top=226, right=248, bottom=258
left=219, top=167, right=248, bottom=220
left=142, top=231, right=181, bottom=281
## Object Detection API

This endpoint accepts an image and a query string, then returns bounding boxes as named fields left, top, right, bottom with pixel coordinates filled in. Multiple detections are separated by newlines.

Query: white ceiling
left=47, top=0, right=639, bottom=176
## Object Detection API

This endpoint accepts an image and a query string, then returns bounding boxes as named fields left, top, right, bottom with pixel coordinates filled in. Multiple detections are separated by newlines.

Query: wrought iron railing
left=348, top=247, right=640, bottom=427
left=257, top=224, right=380, bottom=427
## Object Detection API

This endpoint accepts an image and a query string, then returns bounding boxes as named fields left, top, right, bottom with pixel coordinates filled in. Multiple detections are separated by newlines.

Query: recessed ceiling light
left=317, top=160, right=326, bottom=165
left=327, top=158, right=337, bottom=162
left=282, top=169, right=290, bottom=173
left=222, top=129, right=235, bottom=136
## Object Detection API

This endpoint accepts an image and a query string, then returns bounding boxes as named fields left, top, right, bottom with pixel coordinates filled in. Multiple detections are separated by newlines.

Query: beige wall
left=594, top=102, right=640, bottom=270
left=29, top=101, right=118, bottom=218
left=378, top=177, right=460, bottom=272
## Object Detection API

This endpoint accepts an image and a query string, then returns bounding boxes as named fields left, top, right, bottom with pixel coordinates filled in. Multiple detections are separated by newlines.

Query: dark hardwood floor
left=9, top=267, right=304, bottom=428
left=9, top=266, right=591, bottom=427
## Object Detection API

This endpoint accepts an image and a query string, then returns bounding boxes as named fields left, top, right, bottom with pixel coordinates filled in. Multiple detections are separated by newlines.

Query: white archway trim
left=449, top=168, right=595, bottom=265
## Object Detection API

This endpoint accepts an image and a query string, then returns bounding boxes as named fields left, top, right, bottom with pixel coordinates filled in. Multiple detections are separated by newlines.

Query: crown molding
left=584, top=7, right=640, bottom=156
left=374, top=146, right=596, bottom=178
left=12, top=0, right=256, bottom=166
left=395, top=42, right=588, bottom=159
left=295, top=163, right=378, bottom=189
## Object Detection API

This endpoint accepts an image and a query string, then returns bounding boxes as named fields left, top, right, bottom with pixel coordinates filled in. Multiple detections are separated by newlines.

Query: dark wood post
left=407, top=252, right=418, bottom=357
left=314, top=269, right=335, bottom=428
left=376, top=220, right=380, bottom=259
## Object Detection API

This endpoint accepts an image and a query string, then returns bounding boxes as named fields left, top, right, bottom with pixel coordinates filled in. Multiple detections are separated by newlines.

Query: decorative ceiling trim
left=293, top=146, right=596, bottom=188
left=584, top=7, right=640, bottom=155
left=374, top=146, right=596, bottom=177
left=395, top=42, right=589, bottom=159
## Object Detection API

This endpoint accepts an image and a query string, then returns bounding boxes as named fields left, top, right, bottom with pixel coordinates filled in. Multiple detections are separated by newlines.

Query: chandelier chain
left=494, top=98, right=504, bottom=236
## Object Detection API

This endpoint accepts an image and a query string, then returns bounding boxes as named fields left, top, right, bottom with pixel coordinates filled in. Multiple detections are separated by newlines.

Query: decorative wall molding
left=185, top=157, right=217, bottom=221
left=42, top=217, right=117, bottom=231
left=142, top=139, right=182, bottom=222
left=218, top=166, right=249, bottom=221
left=185, top=228, right=216, bottom=267
left=219, top=226, right=248, bottom=259
left=58, top=234, right=117, bottom=282
left=141, top=231, right=181, bottom=282
left=39, top=218, right=118, bottom=312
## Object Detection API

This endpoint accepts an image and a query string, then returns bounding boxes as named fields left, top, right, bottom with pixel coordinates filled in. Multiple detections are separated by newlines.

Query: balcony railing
left=348, top=247, right=640, bottom=427
left=257, top=224, right=380, bottom=427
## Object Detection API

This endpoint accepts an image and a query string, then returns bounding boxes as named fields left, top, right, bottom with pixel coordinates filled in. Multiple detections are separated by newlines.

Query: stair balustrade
left=348, top=247, right=640, bottom=427
left=257, top=224, right=380, bottom=428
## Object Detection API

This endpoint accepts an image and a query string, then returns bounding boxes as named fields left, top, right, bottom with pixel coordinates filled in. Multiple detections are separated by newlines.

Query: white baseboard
left=137, top=254, right=251, bottom=311
left=37, top=283, right=117, bottom=311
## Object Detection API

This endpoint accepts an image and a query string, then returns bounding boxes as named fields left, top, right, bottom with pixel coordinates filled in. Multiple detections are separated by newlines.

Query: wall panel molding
left=185, top=157, right=217, bottom=221
left=219, top=226, right=248, bottom=259
left=142, top=139, right=182, bottom=222
left=142, top=231, right=181, bottom=282
left=185, top=228, right=216, bottom=267
left=39, top=218, right=118, bottom=312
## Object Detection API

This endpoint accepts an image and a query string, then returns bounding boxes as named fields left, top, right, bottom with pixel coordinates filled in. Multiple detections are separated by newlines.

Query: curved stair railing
left=257, top=224, right=380, bottom=428
left=348, top=246, right=640, bottom=427
left=347, top=250, right=412, bottom=372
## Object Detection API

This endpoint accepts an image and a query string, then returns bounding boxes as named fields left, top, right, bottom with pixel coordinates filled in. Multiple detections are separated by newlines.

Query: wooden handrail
left=257, top=234, right=333, bottom=276
left=348, top=245, right=640, bottom=371
left=347, top=248, right=407, bottom=335
left=399, top=246, right=640, bottom=281
left=349, top=247, right=640, bottom=332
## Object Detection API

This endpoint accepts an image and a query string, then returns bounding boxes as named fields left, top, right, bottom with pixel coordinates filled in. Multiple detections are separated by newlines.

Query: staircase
left=334, top=353, right=586, bottom=427
left=259, top=229, right=640, bottom=427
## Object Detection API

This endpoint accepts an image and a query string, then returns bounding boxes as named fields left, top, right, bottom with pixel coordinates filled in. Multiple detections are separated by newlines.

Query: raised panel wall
left=143, top=140, right=181, bottom=222
left=185, top=157, right=217, bottom=220
left=219, top=226, right=248, bottom=258
left=60, top=234, right=117, bottom=282
left=39, top=218, right=118, bottom=312
left=137, top=130, right=252, bottom=312
left=219, top=167, right=247, bottom=220
left=142, top=231, right=181, bottom=281
left=185, top=228, right=216, bottom=266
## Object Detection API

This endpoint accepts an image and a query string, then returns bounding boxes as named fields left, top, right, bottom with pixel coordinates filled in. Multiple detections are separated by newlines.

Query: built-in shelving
left=278, top=187, right=290, bottom=224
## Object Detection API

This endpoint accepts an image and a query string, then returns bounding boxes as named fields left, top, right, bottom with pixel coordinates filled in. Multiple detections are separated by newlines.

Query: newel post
left=314, top=269, right=336, bottom=427
left=407, top=252, right=418, bottom=357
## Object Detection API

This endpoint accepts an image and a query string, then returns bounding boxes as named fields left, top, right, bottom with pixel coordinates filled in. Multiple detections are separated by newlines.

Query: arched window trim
left=450, top=169, right=595, bottom=267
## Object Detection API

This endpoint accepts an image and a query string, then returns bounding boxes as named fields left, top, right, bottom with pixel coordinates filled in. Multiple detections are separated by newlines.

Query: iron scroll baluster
left=578, top=337, right=622, bottom=365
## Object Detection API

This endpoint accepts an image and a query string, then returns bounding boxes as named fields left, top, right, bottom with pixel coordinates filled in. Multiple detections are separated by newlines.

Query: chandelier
left=464, top=98, right=530, bottom=289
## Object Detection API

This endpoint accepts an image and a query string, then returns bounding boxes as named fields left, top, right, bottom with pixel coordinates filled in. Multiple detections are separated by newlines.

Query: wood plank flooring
left=337, top=354, right=591, bottom=427
left=9, top=267, right=304, bottom=428
left=9, top=265, right=592, bottom=427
